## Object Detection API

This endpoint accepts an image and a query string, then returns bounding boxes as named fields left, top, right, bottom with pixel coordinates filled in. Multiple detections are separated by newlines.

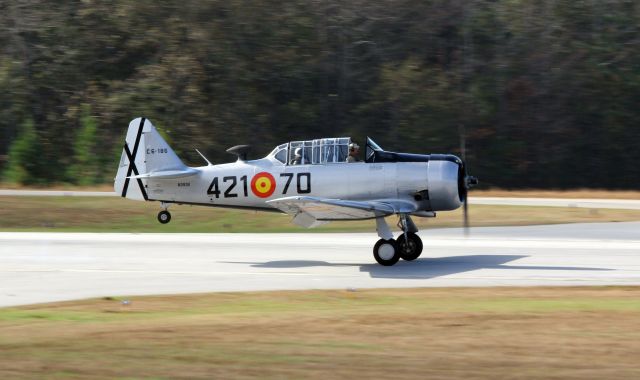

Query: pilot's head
left=349, top=143, right=360, bottom=153
left=294, top=147, right=302, bottom=157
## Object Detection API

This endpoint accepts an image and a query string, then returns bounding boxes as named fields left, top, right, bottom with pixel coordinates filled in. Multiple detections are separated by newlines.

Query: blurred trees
left=67, top=105, right=100, bottom=185
left=3, top=118, right=42, bottom=184
left=0, top=0, right=638, bottom=188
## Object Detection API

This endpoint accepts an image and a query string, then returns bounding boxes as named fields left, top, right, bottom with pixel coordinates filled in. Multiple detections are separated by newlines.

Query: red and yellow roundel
left=251, top=172, right=276, bottom=198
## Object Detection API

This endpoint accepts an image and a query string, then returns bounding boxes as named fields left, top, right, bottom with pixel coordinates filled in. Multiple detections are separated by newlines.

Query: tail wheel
left=157, top=210, right=171, bottom=224
left=398, top=232, right=423, bottom=261
left=373, top=239, right=400, bottom=266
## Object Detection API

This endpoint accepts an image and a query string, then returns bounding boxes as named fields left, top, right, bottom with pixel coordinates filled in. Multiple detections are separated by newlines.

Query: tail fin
left=114, top=117, right=188, bottom=200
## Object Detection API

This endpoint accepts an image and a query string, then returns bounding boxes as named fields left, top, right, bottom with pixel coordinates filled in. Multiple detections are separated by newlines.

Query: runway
left=1, top=222, right=639, bottom=307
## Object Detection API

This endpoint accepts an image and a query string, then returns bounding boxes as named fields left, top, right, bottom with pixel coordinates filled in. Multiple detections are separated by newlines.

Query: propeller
left=459, top=125, right=478, bottom=236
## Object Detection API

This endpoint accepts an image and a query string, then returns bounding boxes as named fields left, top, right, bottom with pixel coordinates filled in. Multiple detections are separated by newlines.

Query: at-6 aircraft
left=115, top=118, right=477, bottom=266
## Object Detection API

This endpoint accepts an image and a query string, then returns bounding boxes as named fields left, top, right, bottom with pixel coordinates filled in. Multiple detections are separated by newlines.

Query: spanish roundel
left=251, top=172, right=276, bottom=198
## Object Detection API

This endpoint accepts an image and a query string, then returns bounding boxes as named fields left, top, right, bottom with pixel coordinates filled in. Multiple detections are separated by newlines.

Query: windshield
left=366, top=137, right=383, bottom=162
left=269, top=143, right=288, bottom=164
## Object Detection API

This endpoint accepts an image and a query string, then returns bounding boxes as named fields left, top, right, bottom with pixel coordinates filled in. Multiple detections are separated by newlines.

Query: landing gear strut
left=397, top=214, right=423, bottom=261
left=157, top=202, right=171, bottom=224
left=372, top=214, right=423, bottom=266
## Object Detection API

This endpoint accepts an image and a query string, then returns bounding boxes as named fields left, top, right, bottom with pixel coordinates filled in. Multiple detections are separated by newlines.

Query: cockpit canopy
left=269, top=137, right=353, bottom=165
left=267, top=136, right=439, bottom=165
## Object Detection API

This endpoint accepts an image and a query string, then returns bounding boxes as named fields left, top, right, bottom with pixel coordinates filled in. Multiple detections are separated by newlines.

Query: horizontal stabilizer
left=127, top=167, right=199, bottom=180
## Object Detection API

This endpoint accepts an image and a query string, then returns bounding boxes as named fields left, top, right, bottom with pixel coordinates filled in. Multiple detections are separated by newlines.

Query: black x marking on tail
left=121, top=118, right=148, bottom=200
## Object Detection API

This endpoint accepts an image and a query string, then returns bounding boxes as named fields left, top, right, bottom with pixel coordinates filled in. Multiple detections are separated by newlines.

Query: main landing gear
left=157, top=202, right=171, bottom=224
left=373, top=214, right=423, bottom=266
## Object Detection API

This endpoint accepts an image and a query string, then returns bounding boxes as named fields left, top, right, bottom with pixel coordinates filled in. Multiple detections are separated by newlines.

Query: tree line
left=1, top=0, right=639, bottom=188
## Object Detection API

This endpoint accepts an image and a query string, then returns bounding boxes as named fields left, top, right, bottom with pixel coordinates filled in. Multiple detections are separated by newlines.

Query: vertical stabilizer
left=114, top=117, right=186, bottom=200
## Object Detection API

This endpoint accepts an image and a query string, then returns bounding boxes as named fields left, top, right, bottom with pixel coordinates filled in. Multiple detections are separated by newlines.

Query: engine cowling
left=426, top=155, right=465, bottom=211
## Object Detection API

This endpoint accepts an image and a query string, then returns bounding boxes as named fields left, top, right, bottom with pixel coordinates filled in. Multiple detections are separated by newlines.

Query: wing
left=267, top=196, right=418, bottom=228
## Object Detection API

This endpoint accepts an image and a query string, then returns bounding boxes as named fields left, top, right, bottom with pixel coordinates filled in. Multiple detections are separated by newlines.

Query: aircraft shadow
left=222, top=255, right=612, bottom=280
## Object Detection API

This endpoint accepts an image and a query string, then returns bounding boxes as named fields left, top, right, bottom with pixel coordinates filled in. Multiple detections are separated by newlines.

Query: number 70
left=280, top=172, right=311, bottom=194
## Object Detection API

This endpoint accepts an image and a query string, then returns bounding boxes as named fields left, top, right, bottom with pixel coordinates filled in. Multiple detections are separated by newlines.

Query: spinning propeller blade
left=459, top=125, right=478, bottom=236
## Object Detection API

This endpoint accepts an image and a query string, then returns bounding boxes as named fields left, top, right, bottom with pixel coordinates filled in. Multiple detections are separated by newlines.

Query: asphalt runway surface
left=1, top=222, right=639, bottom=307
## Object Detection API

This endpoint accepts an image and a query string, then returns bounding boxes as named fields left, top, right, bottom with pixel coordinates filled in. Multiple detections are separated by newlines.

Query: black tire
left=157, top=210, right=171, bottom=224
left=397, top=232, right=423, bottom=261
left=373, top=238, right=400, bottom=266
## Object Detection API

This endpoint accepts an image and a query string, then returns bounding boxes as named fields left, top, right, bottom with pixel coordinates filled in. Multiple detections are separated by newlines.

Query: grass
left=1, top=287, right=640, bottom=379
left=3, top=183, right=640, bottom=199
left=0, top=195, right=639, bottom=232
left=2, top=188, right=638, bottom=378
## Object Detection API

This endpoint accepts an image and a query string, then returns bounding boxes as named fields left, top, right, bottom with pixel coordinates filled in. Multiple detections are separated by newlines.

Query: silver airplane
left=115, top=118, right=477, bottom=266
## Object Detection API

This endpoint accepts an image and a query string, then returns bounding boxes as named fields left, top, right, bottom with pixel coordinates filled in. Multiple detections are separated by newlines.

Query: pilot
left=290, top=147, right=302, bottom=165
left=346, top=142, right=360, bottom=163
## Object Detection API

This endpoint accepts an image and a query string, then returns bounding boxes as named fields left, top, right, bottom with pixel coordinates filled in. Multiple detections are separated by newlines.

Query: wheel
left=373, top=238, right=400, bottom=266
left=157, top=210, right=171, bottom=224
left=398, top=232, right=423, bottom=261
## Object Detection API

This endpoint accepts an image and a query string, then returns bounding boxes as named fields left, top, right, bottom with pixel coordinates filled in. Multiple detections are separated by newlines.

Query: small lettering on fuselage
left=178, top=182, right=190, bottom=187
left=146, top=148, right=168, bottom=154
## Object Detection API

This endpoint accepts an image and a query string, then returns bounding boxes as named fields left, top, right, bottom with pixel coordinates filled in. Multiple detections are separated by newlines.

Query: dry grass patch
left=4, top=183, right=639, bottom=199
left=1, top=287, right=640, bottom=379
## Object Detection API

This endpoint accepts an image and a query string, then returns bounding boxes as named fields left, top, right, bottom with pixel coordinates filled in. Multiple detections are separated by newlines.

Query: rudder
left=114, top=118, right=187, bottom=200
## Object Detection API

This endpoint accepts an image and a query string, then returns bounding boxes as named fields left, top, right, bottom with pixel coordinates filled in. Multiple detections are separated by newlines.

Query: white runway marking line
left=470, top=197, right=640, bottom=210
left=425, top=238, right=640, bottom=250
left=0, top=268, right=317, bottom=276
left=3, top=233, right=639, bottom=250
